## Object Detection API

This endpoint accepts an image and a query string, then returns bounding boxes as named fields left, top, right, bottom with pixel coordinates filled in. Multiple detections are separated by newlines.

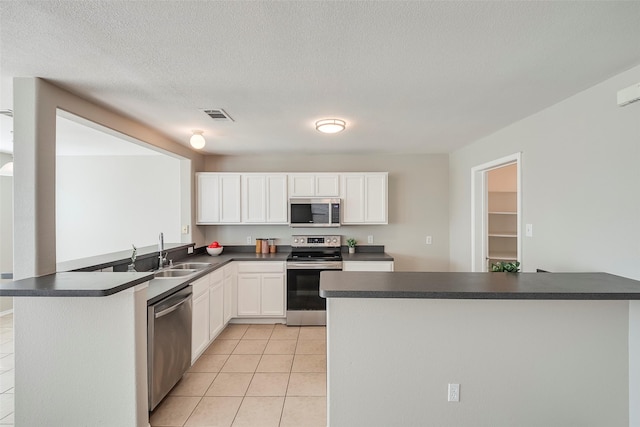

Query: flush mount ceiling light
left=315, top=119, right=346, bottom=134
left=190, top=130, right=206, bottom=149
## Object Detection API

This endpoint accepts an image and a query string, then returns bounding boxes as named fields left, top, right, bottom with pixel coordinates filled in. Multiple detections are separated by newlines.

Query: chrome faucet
left=158, top=232, right=166, bottom=269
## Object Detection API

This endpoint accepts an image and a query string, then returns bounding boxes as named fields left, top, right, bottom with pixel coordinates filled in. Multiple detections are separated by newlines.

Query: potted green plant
left=491, top=261, right=520, bottom=272
left=346, top=238, right=357, bottom=254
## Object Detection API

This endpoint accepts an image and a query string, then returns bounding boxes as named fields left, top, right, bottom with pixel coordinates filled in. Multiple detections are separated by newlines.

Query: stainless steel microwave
left=289, top=198, right=341, bottom=227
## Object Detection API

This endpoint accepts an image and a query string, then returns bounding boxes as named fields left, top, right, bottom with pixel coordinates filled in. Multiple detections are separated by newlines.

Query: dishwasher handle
left=155, top=294, right=191, bottom=319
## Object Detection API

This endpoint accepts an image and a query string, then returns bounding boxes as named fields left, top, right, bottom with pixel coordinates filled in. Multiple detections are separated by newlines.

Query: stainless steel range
left=286, top=235, right=342, bottom=326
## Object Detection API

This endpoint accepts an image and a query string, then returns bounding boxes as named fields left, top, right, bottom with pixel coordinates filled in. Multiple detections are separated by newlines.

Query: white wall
left=448, top=64, right=640, bottom=426
left=204, top=153, right=450, bottom=271
left=12, top=78, right=206, bottom=279
left=56, top=155, right=181, bottom=263
left=0, top=152, right=13, bottom=312
left=449, top=64, right=640, bottom=280
left=0, top=153, right=12, bottom=275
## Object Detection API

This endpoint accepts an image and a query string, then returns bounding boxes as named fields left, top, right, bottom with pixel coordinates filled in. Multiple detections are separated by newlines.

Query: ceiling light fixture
left=315, top=119, right=346, bottom=134
left=190, top=130, right=206, bottom=149
left=0, top=161, right=13, bottom=177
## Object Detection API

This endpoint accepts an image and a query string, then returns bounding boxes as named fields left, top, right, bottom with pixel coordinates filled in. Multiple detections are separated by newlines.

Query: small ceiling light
left=315, top=119, right=346, bottom=134
left=0, top=161, right=13, bottom=177
left=190, top=130, right=206, bottom=149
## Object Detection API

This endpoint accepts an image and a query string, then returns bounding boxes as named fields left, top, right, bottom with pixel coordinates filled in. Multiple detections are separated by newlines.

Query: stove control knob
left=293, top=238, right=299, bottom=244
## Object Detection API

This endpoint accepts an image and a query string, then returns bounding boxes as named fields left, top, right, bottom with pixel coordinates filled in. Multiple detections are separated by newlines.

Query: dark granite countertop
left=0, top=271, right=154, bottom=297
left=146, top=251, right=288, bottom=305
left=0, top=249, right=289, bottom=300
left=319, top=271, right=640, bottom=300
left=2, top=246, right=394, bottom=301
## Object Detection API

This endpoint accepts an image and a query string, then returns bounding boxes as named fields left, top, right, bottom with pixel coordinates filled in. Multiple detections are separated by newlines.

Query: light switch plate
left=448, top=383, right=460, bottom=402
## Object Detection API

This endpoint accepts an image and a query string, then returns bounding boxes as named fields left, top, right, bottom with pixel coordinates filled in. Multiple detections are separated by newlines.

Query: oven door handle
left=155, top=295, right=191, bottom=319
left=287, top=262, right=343, bottom=270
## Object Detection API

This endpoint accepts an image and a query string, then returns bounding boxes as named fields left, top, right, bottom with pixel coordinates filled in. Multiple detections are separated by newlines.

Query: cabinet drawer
left=342, top=261, right=394, bottom=272
left=237, top=262, right=284, bottom=274
left=209, top=268, right=223, bottom=284
left=192, top=276, right=210, bottom=297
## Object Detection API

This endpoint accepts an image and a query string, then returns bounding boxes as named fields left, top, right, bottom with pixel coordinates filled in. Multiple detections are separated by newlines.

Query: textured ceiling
left=1, top=1, right=640, bottom=155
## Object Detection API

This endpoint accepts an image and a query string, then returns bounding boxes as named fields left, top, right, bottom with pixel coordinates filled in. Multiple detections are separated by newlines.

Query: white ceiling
left=1, top=1, right=639, bottom=156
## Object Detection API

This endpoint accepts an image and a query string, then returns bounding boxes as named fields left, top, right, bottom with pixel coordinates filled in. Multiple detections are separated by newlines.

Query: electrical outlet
left=368, top=235, right=374, bottom=244
left=448, top=383, right=460, bottom=402
left=246, top=236, right=252, bottom=244
left=426, top=236, right=432, bottom=245
left=181, top=225, right=189, bottom=234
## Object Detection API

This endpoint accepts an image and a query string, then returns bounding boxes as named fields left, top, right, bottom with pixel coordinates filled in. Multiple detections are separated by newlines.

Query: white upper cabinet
left=197, top=172, right=387, bottom=226
left=289, top=173, right=340, bottom=197
left=341, top=173, right=388, bottom=224
left=196, top=173, right=241, bottom=224
left=242, top=174, right=288, bottom=224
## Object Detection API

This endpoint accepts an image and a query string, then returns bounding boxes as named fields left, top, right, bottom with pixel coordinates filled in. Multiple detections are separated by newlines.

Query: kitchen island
left=320, top=271, right=640, bottom=427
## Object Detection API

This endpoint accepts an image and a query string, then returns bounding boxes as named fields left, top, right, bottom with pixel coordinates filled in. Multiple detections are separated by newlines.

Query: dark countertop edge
left=2, top=250, right=393, bottom=300
left=147, top=251, right=393, bottom=305
left=1, top=272, right=155, bottom=297
left=319, top=272, right=640, bottom=301
left=319, top=290, right=640, bottom=300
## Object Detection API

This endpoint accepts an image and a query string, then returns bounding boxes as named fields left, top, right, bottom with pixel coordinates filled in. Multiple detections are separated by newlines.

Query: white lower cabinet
left=237, top=274, right=261, bottom=316
left=191, top=275, right=210, bottom=363
left=209, top=270, right=224, bottom=341
left=342, top=261, right=394, bottom=272
left=236, top=262, right=285, bottom=317
left=191, top=266, right=234, bottom=364
left=260, top=274, right=286, bottom=316
left=223, top=264, right=235, bottom=323
left=191, top=261, right=285, bottom=365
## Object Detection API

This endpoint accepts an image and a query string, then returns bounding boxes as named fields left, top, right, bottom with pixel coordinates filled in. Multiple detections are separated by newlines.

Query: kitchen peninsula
left=320, top=271, right=640, bottom=427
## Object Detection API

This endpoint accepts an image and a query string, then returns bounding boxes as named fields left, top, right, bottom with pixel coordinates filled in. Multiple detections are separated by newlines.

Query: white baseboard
left=229, top=318, right=286, bottom=325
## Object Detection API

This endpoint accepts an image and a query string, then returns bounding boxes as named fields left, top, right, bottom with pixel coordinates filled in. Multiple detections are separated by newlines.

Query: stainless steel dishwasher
left=148, top=285, right=192, bottom=411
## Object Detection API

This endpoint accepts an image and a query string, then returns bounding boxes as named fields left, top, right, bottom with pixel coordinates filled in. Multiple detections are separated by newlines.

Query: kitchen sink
left=154, top=269, right=197, bottom=278
left=172, top=262, right=212, bottom=270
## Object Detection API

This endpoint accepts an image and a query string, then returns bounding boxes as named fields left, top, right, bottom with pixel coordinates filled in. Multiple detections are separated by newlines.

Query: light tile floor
left=150, top=323, right=327, bottom=427
left=0, top=316, right=327, bottom=427
left=0, top=313, right=14, bottom=426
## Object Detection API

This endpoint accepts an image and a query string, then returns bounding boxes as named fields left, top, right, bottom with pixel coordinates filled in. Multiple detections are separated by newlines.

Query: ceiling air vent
left=202, top=109, right=234, bottom=122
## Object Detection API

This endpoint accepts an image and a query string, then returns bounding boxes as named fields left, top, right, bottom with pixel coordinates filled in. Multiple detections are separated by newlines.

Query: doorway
left=471, top=153, right=521, bottom=272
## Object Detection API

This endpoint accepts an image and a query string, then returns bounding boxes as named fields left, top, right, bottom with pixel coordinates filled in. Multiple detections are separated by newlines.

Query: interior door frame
left=470, top=153, right=522, bottom=272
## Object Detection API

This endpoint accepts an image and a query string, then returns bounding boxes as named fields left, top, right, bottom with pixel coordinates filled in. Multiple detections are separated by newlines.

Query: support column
left=12, top=77, right=57, bottom=279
